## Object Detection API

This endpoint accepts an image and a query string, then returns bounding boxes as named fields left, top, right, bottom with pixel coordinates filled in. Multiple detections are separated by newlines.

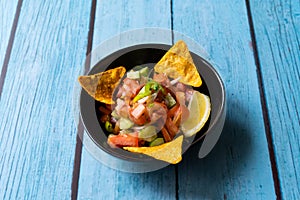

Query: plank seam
left=170, top=0, right=174, bottom=44
left=170, top=1, right=178, bottom=199
left=0, top=0, right=23, bottom=98
left=245, top=1, right=282, bottom=199
left=175, top=165, right=179, bottom=200
left=71, top=0, right=97, bottom=199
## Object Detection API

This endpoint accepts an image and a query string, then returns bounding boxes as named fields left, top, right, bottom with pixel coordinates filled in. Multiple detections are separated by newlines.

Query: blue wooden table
left=0, top=0, right=299, bottom=199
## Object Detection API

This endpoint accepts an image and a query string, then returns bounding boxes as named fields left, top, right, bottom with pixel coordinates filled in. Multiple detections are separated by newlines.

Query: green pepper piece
left=105, top=121, right=113, bottom=132
left=148, top=81, right=165, bottom=94
left=132, top=81, right=165, bottom=103
left=149, top=81, right=159, bottom=91
left=149, top=138, right=164, bottom=147
left=132, top=86, right=151, bottom=103
left=165, top=93, right=176, bottom=108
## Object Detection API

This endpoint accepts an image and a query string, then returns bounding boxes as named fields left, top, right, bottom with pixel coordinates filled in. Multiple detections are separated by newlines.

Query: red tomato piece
left=107, top=134, right=139, bottom=148
left=131, top=104, right=146, bottom=119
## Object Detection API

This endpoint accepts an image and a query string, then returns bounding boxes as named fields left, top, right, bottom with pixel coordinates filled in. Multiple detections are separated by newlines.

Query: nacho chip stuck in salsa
left=124, top=135, right=183, bottom=164
left=154, top=40, right=202, bottom=87
left=78, top=66, right=126, bottom=104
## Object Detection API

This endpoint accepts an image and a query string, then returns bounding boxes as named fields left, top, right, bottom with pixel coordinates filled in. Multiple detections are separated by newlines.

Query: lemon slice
left=181, top=91, right=211, bottom=137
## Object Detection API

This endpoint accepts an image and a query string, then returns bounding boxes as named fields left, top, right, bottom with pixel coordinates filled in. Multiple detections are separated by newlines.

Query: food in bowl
left=78, top=40, right=211, bottom=164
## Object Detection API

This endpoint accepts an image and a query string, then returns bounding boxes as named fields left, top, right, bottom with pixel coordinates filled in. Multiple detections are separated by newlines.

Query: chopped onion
left=170, top=77, right=181, bottom=85
left=133, top=126, right=145, bottom=131
left=137, top=96, right=150, bottom=104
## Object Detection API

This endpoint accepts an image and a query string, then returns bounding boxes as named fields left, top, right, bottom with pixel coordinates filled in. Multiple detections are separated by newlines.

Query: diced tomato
left=129, top=110, right=150, bottom=126
left=107, top=134, right=139, bottom=148
left=168, top=103, right=180, bottom=118
left=116, top=86, right=125, bottom=98
left=173, top=108, right=182, bottom=127
left=100, top=115, right=110, bottom=123
left=175, top=92, right=186, bottom=105
left=131, top=104, right=146, bottom=119
left=167, top=102, right=189, bottom=125
left=115, top=99, right=125, bottom=111
left=180, top=104, right=189, bottom=122
left=99, top=106, right=111, bottom=115
left=118, top=105, right=129, bottom=118
left=185, top=89, right=194, bottom=102
left=115, top=99, right=129, bottom=118
left=174, top=92, right=189, bottom=122
left=128, top=103, right=151, bottom=126
left=123, top=78, right=141, bottom=95
left=175, top=82, right=187, bottom=92
left=153, top=73, right=167, bottom=82
left=161, top=127, right=171, bottom=142
left=153, top=73, right=170, bottom=87
left=165, top=117, right=179, bottom=138
left=105, top=103, right=115, bottom=111
left=149, top=102, right=167, bottom=123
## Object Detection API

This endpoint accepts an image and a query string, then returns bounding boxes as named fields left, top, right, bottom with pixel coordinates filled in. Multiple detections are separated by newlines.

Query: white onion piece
left=170, top=77, right=181, bottom=85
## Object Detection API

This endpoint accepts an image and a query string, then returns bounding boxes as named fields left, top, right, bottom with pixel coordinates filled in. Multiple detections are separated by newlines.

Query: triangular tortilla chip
left=154, top=40, right=202, bottom=87
left=123, top=135, right=183, bottom=164
left=78, top=66, right=126, bottom=104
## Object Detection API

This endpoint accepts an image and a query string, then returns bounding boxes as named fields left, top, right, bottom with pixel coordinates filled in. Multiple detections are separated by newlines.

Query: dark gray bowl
left=79, top=43, right=226, bottom=172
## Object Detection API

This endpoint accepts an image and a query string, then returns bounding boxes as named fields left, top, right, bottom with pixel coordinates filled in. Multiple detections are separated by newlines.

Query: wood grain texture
left=91, top=0, right=172, bottom=47
left=249, top=0, right=300, bottom=199
left=0, top=0, right=91, bottom=199
left=0, top=0, right=18, bottom=70
left=77, top=0, right=175, bottom=199
left=173, top=0, right=276, bottom=199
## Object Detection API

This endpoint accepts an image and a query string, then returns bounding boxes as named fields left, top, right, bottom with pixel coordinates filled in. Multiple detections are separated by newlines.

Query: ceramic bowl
left=78, top=42, right=226, bottom=173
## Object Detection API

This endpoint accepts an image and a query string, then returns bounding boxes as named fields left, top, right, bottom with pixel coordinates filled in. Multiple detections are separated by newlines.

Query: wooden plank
left=0, top=0, right=91, bottom=199
left=173, top=0, right=277, bottom=199
left=0, top=0, right=19, bottom=72
left=77, top=0, right=175, bottom=199
left=249, top=0, right=300, bottom=199
left=91, top=0, right=172, bottom=47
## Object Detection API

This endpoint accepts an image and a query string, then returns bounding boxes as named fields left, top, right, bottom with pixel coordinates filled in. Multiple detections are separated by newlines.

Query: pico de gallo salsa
left=97, top=66, right=194, bottom=148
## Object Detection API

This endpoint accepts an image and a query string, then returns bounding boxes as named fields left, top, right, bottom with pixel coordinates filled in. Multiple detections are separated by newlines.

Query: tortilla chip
left=154, top=40, right=202, bottom=87
left=78, top=66, right=126, bottom=104
left=124, top=135, right=183, bottom=164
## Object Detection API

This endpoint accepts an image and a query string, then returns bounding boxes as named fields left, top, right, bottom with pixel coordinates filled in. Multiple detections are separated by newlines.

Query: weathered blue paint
left=0, top=0, right=298, bottom=199
left=249, top=0, right=300, bottom=199
left=0, top=0, right=18, bottom=69
left=173, top=0, right=276, bottom=199
left=0, top=0, right=91, bottom=199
